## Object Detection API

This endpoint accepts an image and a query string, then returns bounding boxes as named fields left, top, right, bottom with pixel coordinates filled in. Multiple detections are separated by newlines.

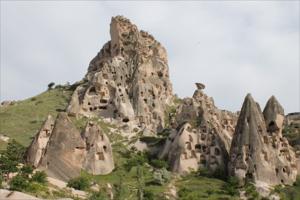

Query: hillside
left=0, top=87, right=72, bottom=149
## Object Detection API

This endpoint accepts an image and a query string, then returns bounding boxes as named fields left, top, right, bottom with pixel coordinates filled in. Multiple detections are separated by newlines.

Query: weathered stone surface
left=27, top=113, right=115, bottom=181
left=160, top=84, right=237, bottom=174
left=67, top=16, right=173, bottom=134
left=263, top=96, right=284, bottom=136
left=83, top=122, right=114, bottom=175
left=229, top=94, right=297, bottom=186
left=26, top=115, right=54, bottom=167
left=39, top=113, right=86, bottom=181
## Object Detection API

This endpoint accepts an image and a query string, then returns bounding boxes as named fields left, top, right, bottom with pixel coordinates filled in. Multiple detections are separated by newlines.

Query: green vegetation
left=31, top=171, right=47, bottom=184
left=176, top=173, right=240, bottom=200
left=67, top=176, right=91, bottom=191
left=272, top=176, right=300, bottom=200
left=283, top=124, right=300, bottom=152
left=0, top=88, right=72, bottom=148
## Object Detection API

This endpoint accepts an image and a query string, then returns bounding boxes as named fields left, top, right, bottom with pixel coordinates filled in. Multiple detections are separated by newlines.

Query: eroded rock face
left=34, top=114, right=115, bottom=181
left=67, top=16, right=173, bottom=133
left=228, top=94, right=297, bottom=186
left=83, top=122, right=114, bottom=175
left=39, top=113, right=86, bottom=181
left=26, top=115, right=54, bottom=167
left=160, top=84, right=237, bottom=174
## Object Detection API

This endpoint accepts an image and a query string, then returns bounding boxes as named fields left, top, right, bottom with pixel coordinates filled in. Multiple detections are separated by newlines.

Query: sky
left=1, top=1, right=299, bottom=113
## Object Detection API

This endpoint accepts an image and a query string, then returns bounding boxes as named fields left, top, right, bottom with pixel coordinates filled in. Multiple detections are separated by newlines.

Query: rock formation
left=228, top=94, right=297, bottom=186
left=26, top=113, right=114, bottom=181
left=26, top=115, right=54, bottom=167
left=82, top=122, right=114, bottom=175
left=160, top=84, right=237, bottom=174
left=67, top=16, right=173, bottom=134
left=39, top=113, right=86, bottom=181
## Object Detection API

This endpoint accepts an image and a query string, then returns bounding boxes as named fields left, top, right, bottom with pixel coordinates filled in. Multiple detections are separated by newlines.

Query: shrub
left=152, top=168, right=171, bottom=185
left=144, top=189, right=155, bottom=200
left=223, top=176, right=239, bottom=196
left=88, top=191, right=108, bottom=200
left=9, top=175, right=28, bottom=191
left=150, top=159, right=168, bottom=169
left=67, top=176, right=90, bottom=191
left=124, top=152, right=148, bottom=171
left=31, top=171, right=47, bottom=184
left=20, top=165, right=33, bottom=178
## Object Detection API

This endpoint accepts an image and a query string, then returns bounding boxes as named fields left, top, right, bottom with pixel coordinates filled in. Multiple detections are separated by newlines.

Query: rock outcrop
left=39, top=113, right=86, bottom=181
left=82, top=122, right=114, bottom=175
left=67, top=16, right=173, bottom=133
left=160, top=84, right=237, bottom=174
left=26, top=115, right=54, bottom=167
left=32, top=113, right=114, bottom=181
left=228, top=94, right=297, bottom=186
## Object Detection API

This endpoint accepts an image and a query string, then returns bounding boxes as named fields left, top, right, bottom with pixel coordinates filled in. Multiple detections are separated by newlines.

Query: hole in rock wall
left=268, top=121, right=278, bottom=133
left=100, top=99, right=108, bottom=104
left=123, top=118, right=130, bottom=123
left=97, top=152, right=105, bottom=160
left=89, top=87, right=96, bottom=95
left=214, top=148, right=220, bottom=156
left=103, top=145, right=107, bottom=152
left=186, top=142, right=192, bottom=150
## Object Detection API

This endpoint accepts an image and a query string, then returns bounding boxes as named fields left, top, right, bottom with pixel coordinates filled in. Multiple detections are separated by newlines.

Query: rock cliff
left=160, top=84, right=237, bottom=174
left=67, top=16, right=173, bottom=134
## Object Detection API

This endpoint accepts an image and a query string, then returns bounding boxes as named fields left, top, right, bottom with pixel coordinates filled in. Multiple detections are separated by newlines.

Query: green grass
left=0, top=88, right=72, bottom=149
left=175, top=174, right=239, bottom=200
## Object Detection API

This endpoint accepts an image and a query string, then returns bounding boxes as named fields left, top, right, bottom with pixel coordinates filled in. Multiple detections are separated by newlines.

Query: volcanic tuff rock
left=27, top=113, right=114, bottom=181
left=26, top=115, right=54, bottom=167
left=82, top=122, right=114, bottom=175
left=228, top=94, right=297, bottom=186
left=160, top=84, right=237, bottom=174
left=67, top=16, right=173, bottom=134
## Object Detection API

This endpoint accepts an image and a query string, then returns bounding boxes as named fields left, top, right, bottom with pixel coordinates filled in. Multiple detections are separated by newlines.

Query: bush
left=20, top=165, right=33, bottom=178
left=152, top=168, right=171, bottom=185
left=89, top=191, right=108, bottom=200
left=150, top=159, right=168, bottom=169
left=9, top=175, right=28, bottom=191
left=0, top=140, right=25, bottom=176
left=67, top=176, right=90, bottom=191
left=31, top=171, right=47, bottom=184
left=223, top=176, right=239, bottom=196
left=245, top=182, right=259, bottom=200
left=124, top=152, right=148, bottom=171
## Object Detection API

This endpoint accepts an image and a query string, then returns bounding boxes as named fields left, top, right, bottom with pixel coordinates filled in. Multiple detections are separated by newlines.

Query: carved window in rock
left=214, top=148, right=220, bottom=156
left=89, top=87, right=97, bottom=95
left=200, top=155, right=206, bottom=165
left=263, top=136, right=269, bottom=144
left=185, top=142, right=192, bottom=150
left=188, top=135, right=193, bottom=142
left=97, top=152, right=105, bottom=160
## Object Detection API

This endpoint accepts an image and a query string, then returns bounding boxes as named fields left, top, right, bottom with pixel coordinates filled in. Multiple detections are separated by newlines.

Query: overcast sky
left=1, top=1, right=299, bottom=113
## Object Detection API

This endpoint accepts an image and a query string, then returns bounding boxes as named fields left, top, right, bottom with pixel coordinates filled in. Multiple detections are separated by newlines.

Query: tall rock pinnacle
left=229, top=94, right=297, bottom=186
left=67, top=16, right=173, bottom=133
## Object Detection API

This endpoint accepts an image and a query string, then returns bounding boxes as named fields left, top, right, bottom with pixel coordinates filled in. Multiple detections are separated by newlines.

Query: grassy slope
left=175, top=175, right=239, bottom=200
left=0, top=88, right=72, bottom=149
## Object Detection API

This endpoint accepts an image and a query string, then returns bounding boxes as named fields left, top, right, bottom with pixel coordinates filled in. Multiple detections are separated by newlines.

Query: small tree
left=67, top=176, right=90, bottom=191
left=47, top=82, right=55, bottom=90
left=31, top=171, right=47, bottom=184
left=9, top=175, right=28, bottom=191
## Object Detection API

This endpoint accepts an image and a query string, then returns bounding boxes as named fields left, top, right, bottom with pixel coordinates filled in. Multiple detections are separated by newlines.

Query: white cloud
left=1, top=1, right=299, bottom=113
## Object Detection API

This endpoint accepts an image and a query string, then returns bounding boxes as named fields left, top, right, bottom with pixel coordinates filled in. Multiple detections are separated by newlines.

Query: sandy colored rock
left=39, top=113, right=86, bottom=181
left=160, top=84, right=237, bottom=174
left=228, top=94, right=297, bottom=186
left=83, top=122, right=114, bottom=175
left=26, top=115, right=55, bottom=167
left=67, top=16, right=173, bottom=134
